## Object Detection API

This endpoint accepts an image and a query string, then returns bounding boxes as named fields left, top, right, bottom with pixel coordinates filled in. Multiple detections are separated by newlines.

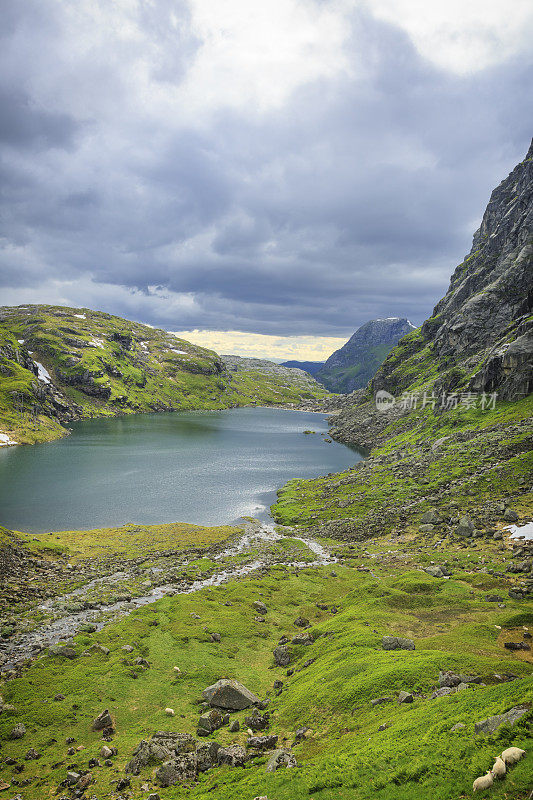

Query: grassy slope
left=272, top=397, right=533, bottom=532
left=0, top=305, right=328, bottom=444
left=0, top=530, right=532, bottom=800
left=319, top=342, right=393, bottom=393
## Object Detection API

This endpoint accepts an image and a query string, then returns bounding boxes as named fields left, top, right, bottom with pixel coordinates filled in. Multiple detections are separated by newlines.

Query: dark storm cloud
left=0, top=2, right=531, bottom=337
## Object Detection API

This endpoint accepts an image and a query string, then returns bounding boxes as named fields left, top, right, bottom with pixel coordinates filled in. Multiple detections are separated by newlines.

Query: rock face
left=371, top=141, right=533, bottom=402
left=202, top=679, right=260, bottom=710
left=474, top=705, right=529, bottom=734
left=327, top=141, right=533, bottom=449
left=316, top=318, right=415, bottom=393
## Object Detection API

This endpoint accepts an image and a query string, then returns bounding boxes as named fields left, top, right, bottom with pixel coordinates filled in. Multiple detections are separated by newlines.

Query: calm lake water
left=0, top=408, right=363, bottom=532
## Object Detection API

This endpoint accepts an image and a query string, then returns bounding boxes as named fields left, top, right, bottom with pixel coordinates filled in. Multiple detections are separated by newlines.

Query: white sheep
left=491, top=756, right=506, bottom=778
left=500, top=746, right=525, bottom=765
left=473, top=771, right=493, bottom=792
left=164, top=707, right=175, bottom=716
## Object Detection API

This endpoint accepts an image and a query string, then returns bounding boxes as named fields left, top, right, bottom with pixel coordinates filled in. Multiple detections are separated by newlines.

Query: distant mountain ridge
left=316, top=318, right=415, bottom=393
left=280, top=360, right=324, bottom=376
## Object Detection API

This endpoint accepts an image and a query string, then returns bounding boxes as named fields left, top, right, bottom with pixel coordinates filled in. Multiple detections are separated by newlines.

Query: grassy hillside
left=0, top=305, right=328, bottom=444
left=0, top=522, right=531, bottom=799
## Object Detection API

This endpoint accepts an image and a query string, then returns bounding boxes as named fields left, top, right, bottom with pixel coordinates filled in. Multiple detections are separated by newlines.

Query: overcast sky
left=1, top=0, right=532, bottom=359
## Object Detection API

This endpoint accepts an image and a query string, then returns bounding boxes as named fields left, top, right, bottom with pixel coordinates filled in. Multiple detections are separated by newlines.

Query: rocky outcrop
left=221, top=354, right=326, bottom=393
left=316, top=318, right=415, bottom=393
left=371, top=141, right=532, bottom=402
left=327, top=141, right=532, bottom=449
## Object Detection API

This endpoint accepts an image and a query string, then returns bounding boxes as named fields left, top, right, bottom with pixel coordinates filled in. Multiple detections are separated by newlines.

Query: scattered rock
left=217, top=744, right=248, bottom=767
left=273, top=645, right=292, bottom=666
left=381, top=636, right=415, bottom=651
left=91, top=709, right=113, bottom=732
left=197, top=709, right=223, bottom=736
left=503, top=509, right=519, bottom=522
left=450, top=722, right=465, bottom=732
left=398, top=691, right=413, bottom=704
left=247, top=734, right=278, bottom=750
left=474, top=705, right=529, bottom=734
left=265, top=749, right=297, bottom=772
left=253, top=601, right=268, bottom=615
left=202, top=679, right=260, bottom=710
left=9, top=723, right=26, bottom=740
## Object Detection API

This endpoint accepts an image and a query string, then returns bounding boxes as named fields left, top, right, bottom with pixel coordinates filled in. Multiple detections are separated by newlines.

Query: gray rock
left=125, top=732, right=196, bottom=774
left=431, top=687, right=454, bottom=699
left=202, top=679, right=260, bottom=710
left=156, top=753, right=198, bottom=787
left=217, top=744, right=248, bottom=767
left=503, top=509, right=519, bottom=522
left=421, top=510, right=440, bottom=525
left=474, top=705, right=529, bottom=735
left=425, top=566, right=444, bottom=578
left=244, top=710, right=269, bottom=731
left=265, top=749, right=297, bottom=772
left=293, top=616, right=310, bottom=628
left=247, top=734, right=279, bottom=750
left=450, top=722, right=465, bottom=732
left=252, top=601, right=268, bottom=615
left=455, top=515, right=474, bottom=537
left=291, top=633, right=313, bottom=646
left=438, top=670, right=461, bottom=688
left=273, top=645, right=292, bottom=666
left=229, top=719, right=240, bottom=733
left=196, top=741, right=221, bottom=772
left=398, top=691, right=413, bottom=704
left=381, top=636, right=415, bottom=651
left=419, top=524, right=435, bottom=533
left=370, top=696, right=393, bottom=706
left=9, top=723, right=26, bottom=739
left=91, top=709, right=113, bottom=731
left=197, top=709, right=223, bottom=736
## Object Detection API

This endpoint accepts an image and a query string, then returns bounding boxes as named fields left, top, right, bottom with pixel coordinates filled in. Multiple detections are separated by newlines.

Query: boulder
left=431, top=687, right=454, bottom=699
left=293, top=616, right=310, bottom=628
left=474, top=705, right=528, bottom=735
left=421, top=510, right=440, bottom=525
left=381, top=636, right=415, bottom=651
left=503, top=508, right=518, bottom=522
left=438, top=670, right=461, bottom=688
left=455, top=515, right=474, bottom=537
left=202, top=679, right=259, bottom=710
left=217, top=744, right=248, bottom=767
left=125, top=732, right=196, bottom=774
left=197, top=709, right=223, bottom=736
left=273, top=645, right=292, bottom=666
left=91, top=709, right=113, bottom=731
left=244, top=710, right=269, bottom=731
left=196, top=741, right=221, bottom=772
left=265, top=749, right=297, bottom=772
left=253, top=601, right=268, bottom=615
left=247, top=734, right=279, bottom=750
left=425, top=566, right=444, bottom=578
left=398, top=691, right=413, bottom=704
left=156, top=753, right=198, bottom=787
left=9, top=723, right=26, bottom=740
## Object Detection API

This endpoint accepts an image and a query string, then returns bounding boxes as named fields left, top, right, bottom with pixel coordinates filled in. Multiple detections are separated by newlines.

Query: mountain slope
left=221, top=354, right=328, bottom=402
left=280, top=360, right=325, bottom=376
left=274, top=141, right=533, bottom=542
left=316, top=318, right=415, bottom=393
left=0, top=305, right=329, bottom=444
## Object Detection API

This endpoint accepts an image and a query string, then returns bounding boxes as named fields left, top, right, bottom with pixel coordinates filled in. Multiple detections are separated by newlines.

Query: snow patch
left=73, top=313, right=86, bottom=319
left=88, top=338, right=105, bottom=348
left=169, top=348, right=188, bottom=355
left=35, top=361, right=52, bottom=384
left=17, top=339, right=24, bottom=344
left=0, top=433, right=18, bottom=446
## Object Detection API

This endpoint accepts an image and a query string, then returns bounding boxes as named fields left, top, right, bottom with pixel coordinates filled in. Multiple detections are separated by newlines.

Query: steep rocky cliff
left=316, top=318, right=415, bottom=393
left=330, top=140, right=533, bottom=448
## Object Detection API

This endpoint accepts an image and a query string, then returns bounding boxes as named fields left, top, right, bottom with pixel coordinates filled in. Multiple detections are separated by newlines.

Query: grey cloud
left=0, top=4, right=531, bottom=337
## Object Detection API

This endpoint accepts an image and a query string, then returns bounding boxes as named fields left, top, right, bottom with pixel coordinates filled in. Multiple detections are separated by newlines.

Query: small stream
left=1, top=523, right=335, bottom=670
